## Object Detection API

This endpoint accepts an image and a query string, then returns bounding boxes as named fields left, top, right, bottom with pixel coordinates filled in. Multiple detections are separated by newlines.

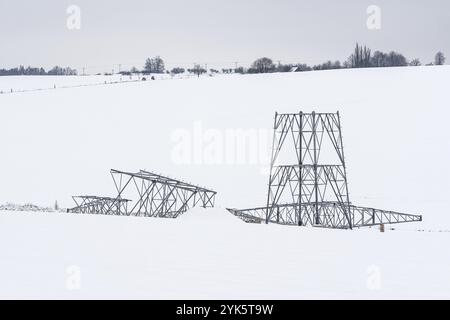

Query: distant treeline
left=133, top=43, right=446, bottom=76
left=0, top=65, right=77, bottom=76
left=228, top=44, right=446, bottom=74
left=1, top=43, right=447, bottom=77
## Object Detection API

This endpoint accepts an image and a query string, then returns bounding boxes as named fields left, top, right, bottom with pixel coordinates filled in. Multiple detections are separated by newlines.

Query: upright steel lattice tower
left=228, top=111, right=422, bottom=229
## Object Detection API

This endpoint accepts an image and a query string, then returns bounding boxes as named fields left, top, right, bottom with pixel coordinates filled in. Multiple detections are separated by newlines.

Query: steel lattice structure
left=227, top=111, right=422, bottom=229
left=69, top=169, right=216, bottom=218
left=68, top=195, right=130, bottom=215
left=107, top=169, right=217, bottom=218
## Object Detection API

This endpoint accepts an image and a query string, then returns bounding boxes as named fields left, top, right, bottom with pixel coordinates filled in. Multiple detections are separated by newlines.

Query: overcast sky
left=0, top=0, right=448, bottom=72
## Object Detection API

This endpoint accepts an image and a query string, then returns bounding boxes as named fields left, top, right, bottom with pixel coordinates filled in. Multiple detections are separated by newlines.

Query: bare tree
left=144, top=56, right=165, bottom=73
left=435, top=52, right=446, bottom=65
left=250, top=57, right=275, bottom=73
left=410, top=58, right=421, bottom=66
left=171, top=67, right=185, bottom=74
left=188, top=64, right=207, bottom=77
left=348, top=43, right=372, bottom=68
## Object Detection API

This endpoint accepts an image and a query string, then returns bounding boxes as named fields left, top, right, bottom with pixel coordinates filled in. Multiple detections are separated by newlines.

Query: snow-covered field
left=1, top=208, right=449, bottom=299
left=0, top=75, right=132, bottom=93
left=0, top=66, right=450, bottom=299
left=0, top=73, right=190, bottom=94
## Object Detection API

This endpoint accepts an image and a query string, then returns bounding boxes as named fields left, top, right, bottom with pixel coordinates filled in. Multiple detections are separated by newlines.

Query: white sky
left=0, top=0, right=449, bottom=72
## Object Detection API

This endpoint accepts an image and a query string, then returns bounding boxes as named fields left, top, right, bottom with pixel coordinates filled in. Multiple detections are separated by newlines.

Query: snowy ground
left=0, top=208, right=448, bottom=299
left=0, top=73, right=193, bottom=94
left=0, top=66, right=450, bottom=299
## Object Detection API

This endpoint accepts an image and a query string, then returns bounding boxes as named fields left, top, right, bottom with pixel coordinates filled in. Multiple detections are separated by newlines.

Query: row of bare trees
left=230, top=44, right=446, bottom=74
left=347, top=43, right=445, bottom=68
left=0, top=65, right=77, bottom=76
left=101, top=47, right=447, bottom=77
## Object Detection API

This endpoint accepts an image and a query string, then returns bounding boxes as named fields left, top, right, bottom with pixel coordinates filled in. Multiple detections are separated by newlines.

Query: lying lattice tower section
left=69, top=169, right=216, bottom=218
left=107, top=169, right=216, bottom=218
left=227, top=111, right=422, bottom=229
left=68, top=196, right=130, bottom=215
